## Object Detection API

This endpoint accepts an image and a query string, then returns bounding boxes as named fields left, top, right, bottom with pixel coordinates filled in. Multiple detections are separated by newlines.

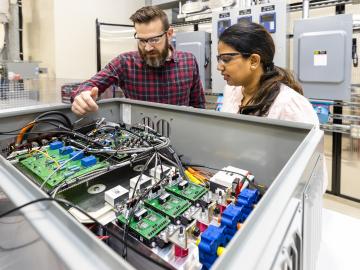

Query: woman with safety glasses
left=218, top=22, right=328, bottom=192
left=218, top=22, right=318, bottom=124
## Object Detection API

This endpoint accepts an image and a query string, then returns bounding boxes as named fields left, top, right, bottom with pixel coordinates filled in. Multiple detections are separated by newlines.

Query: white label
left=270, top=21, right=275, bottom=30
left=122, top=104, right=131, bottom=125
left=314, top=51, right=327, bottom=66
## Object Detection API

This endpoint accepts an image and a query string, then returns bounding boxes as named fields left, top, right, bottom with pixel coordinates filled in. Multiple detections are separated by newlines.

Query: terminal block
left=198, top=225, right=227, bottom=270
left=236, top=188, right=260, bottom=211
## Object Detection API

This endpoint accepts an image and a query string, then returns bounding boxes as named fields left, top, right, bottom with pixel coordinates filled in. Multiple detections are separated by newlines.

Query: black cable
left=0, top=197, right=173, bottom=270
left=157, top=150, right=165, bottom=182
left=122, top=151, right=170, bottom=259
left=22, top=118, right=70, bottom=141
left=35, top=111, right=72, bottom=129
left=0, top=198, right=54, bottom=218
left=36, top=117, right=69, bottom=127
left=0, top=126, right=29, bottom=134
left=0, top=130, right=77, bottom=136
left=168, top=146, right=188, bottom=181
left=0, top=124, right=54, bottom=135
left=102, top=141, right=152, bottom=163
left=0, top=237, right=40, bottom=251
left=130, top=150, right=156, bottom=199
left=122, top=149, right=156, bottom=258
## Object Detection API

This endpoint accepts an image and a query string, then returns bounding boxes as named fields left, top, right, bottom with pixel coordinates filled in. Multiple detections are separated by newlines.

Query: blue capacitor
left=49, top=141, right=63, bottom=150
left=59, top=146, right=73, bottom=155
left=81, top=155, right=97, bottom=167
left=70, top=151, right=84, bottom=161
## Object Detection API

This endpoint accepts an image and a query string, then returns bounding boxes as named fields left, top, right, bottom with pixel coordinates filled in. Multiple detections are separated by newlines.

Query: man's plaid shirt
left=72, top=49, right=205, bottom=108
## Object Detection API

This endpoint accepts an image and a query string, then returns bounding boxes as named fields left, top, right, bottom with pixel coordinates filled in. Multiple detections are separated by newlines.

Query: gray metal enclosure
left=0, top=99, right=324, bottom=270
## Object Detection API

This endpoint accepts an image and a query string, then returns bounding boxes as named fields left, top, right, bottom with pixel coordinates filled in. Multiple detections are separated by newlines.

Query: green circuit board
left=117, top=207, right=170, bottom=241
left=165, top=180, right=208, bottom=203
left=19, top=147, right=109, bottom=189
left=144, top=192, right=191, bottom=221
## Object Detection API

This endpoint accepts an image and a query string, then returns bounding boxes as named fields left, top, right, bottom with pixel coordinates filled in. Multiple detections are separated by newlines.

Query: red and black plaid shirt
left=73, top=49, right=205, bottom=108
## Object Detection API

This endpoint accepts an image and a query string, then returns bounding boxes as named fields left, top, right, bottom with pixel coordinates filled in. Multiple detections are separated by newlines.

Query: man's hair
left=130, top=6, right=169, bottom=31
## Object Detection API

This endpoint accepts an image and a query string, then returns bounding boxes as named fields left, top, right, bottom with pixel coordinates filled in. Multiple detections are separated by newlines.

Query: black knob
left=192, top=226, right=201, bottom=237
left=155, top=237, right=166, bottom=249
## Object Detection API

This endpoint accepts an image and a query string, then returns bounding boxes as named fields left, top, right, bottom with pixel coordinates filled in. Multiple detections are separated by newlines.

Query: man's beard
left=139, top=40, right=169, bottom=68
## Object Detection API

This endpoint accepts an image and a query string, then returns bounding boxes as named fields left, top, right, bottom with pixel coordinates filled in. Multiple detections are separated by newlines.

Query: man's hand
left=71, top=87, right=99, bottom=116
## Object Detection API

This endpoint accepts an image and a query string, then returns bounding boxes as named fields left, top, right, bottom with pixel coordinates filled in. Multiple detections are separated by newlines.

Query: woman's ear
left=249, top=54, right=261, bottom=70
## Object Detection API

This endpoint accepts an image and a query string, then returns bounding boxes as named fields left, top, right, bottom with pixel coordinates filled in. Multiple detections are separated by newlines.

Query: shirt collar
left=167, top=45, right=178, bottom=63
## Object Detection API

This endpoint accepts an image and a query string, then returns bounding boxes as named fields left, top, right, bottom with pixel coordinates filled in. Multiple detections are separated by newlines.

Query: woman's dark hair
left=219, top=22, right=303, bottom=116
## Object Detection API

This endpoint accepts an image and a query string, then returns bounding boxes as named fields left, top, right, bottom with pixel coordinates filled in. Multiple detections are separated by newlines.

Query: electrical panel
left=293, top=14, right=353, bottom=101
left=176, top=31, right=212, bottom=90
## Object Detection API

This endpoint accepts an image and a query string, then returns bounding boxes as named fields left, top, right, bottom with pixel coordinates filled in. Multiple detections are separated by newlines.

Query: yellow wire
left=30, top=149, right=61, bottom=168
left=185, top=170, right=204, bottom=185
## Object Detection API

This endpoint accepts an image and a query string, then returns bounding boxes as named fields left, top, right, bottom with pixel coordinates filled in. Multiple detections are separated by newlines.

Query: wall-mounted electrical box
left=176, top=31, right=211, bottom=90
left=293, top=14, right=353, bottom=101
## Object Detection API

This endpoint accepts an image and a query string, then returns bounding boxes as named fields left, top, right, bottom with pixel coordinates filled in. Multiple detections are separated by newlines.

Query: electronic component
left=209, top=166, right=252, bottom=191
left=70, top=150, right=84, bottom=161
left=144, top=192, right=191, bottom=222
left=149, top=164, right=171, bottom=180
left=18, top=147, right=109, bottom=189
left=49, top=141, right=63, bottom=150
left=220, top=204, right=247, bottom=242
left=198, top=225, right=227, bottom=270
left=198, top=188, right=260, bottom=269
left=130, top=174, right=152, bottom=191
left=59, top=146, right=73, bottom=155
left=174, top=226, right=188, bottom=257
left=165, top=181, right=207, bottom=204
left=236, top=188, right=260, bottom=211
left=178, top=180, right=189, bottom=190
left=134, top=208, right=148, bottom=222
left=81, top=155, right=97, bottom=167
left=117, top=207, right=170, bottom=246
left=105, top=185, right=129, bottom=207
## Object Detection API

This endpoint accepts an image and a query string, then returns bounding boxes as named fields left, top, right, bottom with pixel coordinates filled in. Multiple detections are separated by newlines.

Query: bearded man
left=71, top=6, right=205, bottom=116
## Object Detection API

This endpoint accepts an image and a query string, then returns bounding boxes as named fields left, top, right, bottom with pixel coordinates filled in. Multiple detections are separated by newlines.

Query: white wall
left=53, top=0, right=145, bottom=80
left=23, top=0, right=55, bottom=78
left=23, top=0, right=145, bottom=80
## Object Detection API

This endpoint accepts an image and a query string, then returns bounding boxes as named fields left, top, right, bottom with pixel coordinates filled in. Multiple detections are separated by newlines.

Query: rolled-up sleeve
left=71, top=57, right=122, bottom=101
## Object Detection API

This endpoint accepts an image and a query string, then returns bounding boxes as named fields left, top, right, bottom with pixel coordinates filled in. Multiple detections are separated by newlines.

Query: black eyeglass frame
left=134, top=31, right=168, bottom=45
left=216, top=52, right=251, bottom=64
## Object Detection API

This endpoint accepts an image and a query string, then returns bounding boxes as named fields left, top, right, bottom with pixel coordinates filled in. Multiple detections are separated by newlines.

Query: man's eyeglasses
left=216, top=52, right=251, bottom=64
left=134, top=32, right=167, bottom=46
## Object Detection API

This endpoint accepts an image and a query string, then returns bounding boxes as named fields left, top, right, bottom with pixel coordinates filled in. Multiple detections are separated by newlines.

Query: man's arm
left=189, top=57, right=206, bottom=109
left=71, top=58, right=121, bottom=115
